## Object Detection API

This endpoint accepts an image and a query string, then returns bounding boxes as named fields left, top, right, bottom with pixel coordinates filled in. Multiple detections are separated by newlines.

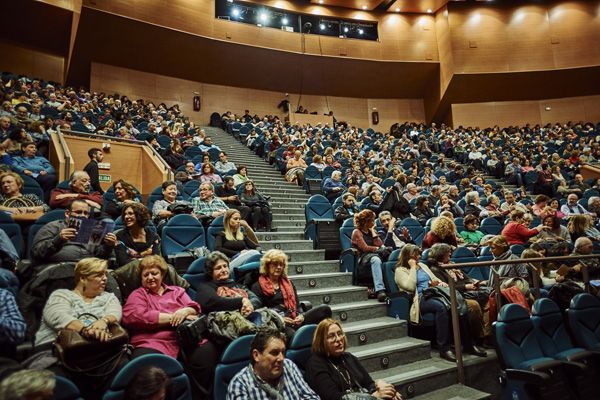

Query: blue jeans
left=420, top=297, right=450, bottom=350
left=370, top=256, right=385, bottom=292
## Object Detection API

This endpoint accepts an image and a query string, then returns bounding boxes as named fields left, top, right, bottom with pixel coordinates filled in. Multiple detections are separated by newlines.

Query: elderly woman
left=122, top=255, right=218, bottom=391
left=196, top=251, right=261, bottom=314
left=421, top=216, right=460, bottom=249
left=436, top=193, right=463, bottom=218
left=215, top=209, right=261, bottom=269
left=286, top=150, right=307, bottom=186
left=34, top=258, right=122, bottom=399
left=306, top=319, right=402, bottom=400
left=199, top=163, right=222, bottom=185
left=115, top=203, right=161, bottom=267
left=427, top=243, right=488, bottom=346
left=251, top=249, right=332, bottom=338
left=501, top=210, right=545, bottom=245
left=535, top=215, right=571, bottom=244
left=240, top=180, right=273, bottom=232
left=152, top=181, right=187, bottom=229
left=0, top=171, right=49, bottom=215
left=413, top=195, right=435, bottom=227
left=531, top=195, right=550, bottom=217
left=351, top=210, right=389, bottom=302
left=463, top=191, right=490, bottom=219
left=104, top=179, right=139, bottom=220
left=487, top=235, right=530, bottom=288
left=394, top=245, right=486, bottom=362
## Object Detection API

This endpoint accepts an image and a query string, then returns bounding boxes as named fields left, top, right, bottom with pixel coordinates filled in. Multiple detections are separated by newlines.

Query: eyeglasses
left=326, top=332, right=345, bottom=341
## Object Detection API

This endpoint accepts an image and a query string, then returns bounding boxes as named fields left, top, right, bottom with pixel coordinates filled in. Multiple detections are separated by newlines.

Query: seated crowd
left=1, top=72, right=600, bottom=399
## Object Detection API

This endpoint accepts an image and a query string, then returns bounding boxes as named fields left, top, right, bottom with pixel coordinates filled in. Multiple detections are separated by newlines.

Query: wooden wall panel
left=0, top=42, right=64, bottom=83
left=90, top=63, right=425, bottom=130
left=451, top=94, right=600, bottom=128
left=434, top=7, right=453, bottom=94
left=83, top=0, right=438, bottom=62
left=447, top=1, right=600, bottom=74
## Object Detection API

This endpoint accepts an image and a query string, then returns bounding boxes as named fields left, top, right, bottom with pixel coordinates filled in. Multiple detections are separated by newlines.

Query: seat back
left=103, top=354, right=191, bottom=400
left=305, top=194, right=334, bottom=241
left=480, top=217, right=503, bottom=235
left=0, top=211, right=23, bottom=256
left=27, top=209, right=66, bottom=258
left=182, top=180, right=201, bottom=200
left=531, top=298, right=577, bottom=357
left=510, top=244, right=525, bottom=257
left=495, top=304, right=547, bottom=369
left=182, top=257, right=207, bottom=299
left=161, top=214, right=206, bottom=258
left=339, top=218, right=356, bottom=273
left=54, top=375, right=83, bottom=400
left=20, top=174, right=44, bottom=199
left=205, top=215, right=224, bottom=251
left=567, top=293, right=600, bottom=350
left=213, top=334, right=255, bottom=400
left=286, top=324, right=317, bottom=372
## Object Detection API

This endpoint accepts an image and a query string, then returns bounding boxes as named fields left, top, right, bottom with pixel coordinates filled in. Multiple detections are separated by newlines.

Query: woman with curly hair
left=351, top=209, right=389, bottom=302
left=104, top=179, right=140, bottom=220
left=421, top=216, right=459, bottom=249
left=199, top=163, right=222, bottom=185
left=115, top=203, right=161, bottom=266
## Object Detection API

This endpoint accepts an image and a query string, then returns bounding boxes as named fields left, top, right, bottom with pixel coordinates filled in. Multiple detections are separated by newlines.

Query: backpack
left=548, top=281, right=585, bottom=312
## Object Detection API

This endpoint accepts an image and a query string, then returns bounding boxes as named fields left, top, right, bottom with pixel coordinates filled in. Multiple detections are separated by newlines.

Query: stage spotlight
left=320, top=23, right=325, bottom=30
left=282, top=17, right=288, bottom=25
left=358, top=28, right=364, bottom=34
left=343, top=26, right=349, bottom=33
left=303, top=22, right=312, bottom=33
left=259, top=12, right=268, bottom=22
left=232, top=8, right=240, bottom=17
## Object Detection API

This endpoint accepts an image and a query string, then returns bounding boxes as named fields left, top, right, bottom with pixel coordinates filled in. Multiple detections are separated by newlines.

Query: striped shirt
left=191, top=197, right=228, bottom=217
left=0, top=289, right=26, bottom=345
left=227, top=359, right=320, bottom=400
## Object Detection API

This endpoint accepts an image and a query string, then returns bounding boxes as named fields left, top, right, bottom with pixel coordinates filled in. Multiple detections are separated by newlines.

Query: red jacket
left=501, top=221, right=539, bottom=245
left=49, top=187, right=103, bottom=209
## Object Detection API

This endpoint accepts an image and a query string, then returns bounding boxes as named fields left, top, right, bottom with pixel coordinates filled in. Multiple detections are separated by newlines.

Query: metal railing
left=440, top=253, right=600, bottom=384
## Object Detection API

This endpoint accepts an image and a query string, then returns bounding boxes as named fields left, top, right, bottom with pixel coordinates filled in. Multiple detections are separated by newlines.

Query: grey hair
left=428, top=243, right=453, bottom=262
left=574, top=236, right=592, bottom=251
left=331, top=170, right=342, bottom=178
left=379, top=210, right=392, bottom=219
left=69, top=170, right=89, bottom=184
left=0, top=370, right=55, bottom=400
left=465, top=191, right=479, bottom=204
left=588, top=196, right=599, bottom=206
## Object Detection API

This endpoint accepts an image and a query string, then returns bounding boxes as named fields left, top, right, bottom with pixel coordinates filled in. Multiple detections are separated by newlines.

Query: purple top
left=122, top=284, right=200, bottom=358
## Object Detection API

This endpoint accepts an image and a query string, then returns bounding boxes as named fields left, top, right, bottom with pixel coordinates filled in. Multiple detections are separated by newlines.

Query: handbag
left=422, top=286, right=468, bottom=316
left=53, top=314, right=130, bottom=376
left=176, top=315, right=208, bottom=353
left=167, top=202, right=193, bottom=215
left=341, top=392, right=377, bottom=400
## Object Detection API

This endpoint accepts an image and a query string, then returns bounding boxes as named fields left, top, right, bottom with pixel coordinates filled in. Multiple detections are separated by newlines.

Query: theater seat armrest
left=528, top=360, right=563, bottom=372
left=564, top=350, right=595, bottom=363
left=504, top=369, right=552, bottom=384
left=15, top=342, right=34, bottom=361
left=300, top=301, right=313, bottom=312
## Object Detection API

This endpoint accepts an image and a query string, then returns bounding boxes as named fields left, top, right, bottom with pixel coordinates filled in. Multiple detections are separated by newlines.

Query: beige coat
left=394, top=262, right=439, bottom=324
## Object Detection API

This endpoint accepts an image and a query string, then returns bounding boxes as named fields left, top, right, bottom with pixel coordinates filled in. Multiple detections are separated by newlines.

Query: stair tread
left=288, top=260, right=338, bottom=266
left=341, top=316, right=406, bottom=332
left=329, top=300, right=386, bottom=311
left=297, top=285, right=365, bottom=295
left=411, top=384, right=490, bottom=400
left=289, top=271, right=351, bottom=279
left=347, top=337, right=430, bottom=358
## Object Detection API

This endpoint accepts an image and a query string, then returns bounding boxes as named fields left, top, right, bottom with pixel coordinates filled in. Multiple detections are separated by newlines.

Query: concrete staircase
left=202, top=126, right=498, bottom=399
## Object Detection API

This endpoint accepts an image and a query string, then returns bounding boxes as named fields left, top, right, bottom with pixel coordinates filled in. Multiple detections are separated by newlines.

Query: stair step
left=329, top=300, right=389, bottom=323
left=288, top=260, right=339, bottom=275
left=411, top=384, right=491, bottom=400
left=348, top=337, right=432, bottom=373
left=270, top=208, right=305, bottom=216
left=254, top=231, right=304, bottom=241
left=284, top=249, right=325, bottom=262
left=289, top=271, right=353, bottom=290
left=297, top=285, right=367, bottom=305
left=342, top=317, right=408, bottom=347
left=266, top=194, right=310, bottom=201
left=270, top=202, right=306, bottom=210
left=371, top=352, right=497, bottom=399
left=260, top=239, right=314, bottom=251
left=272, top=218, right=306, bottom=229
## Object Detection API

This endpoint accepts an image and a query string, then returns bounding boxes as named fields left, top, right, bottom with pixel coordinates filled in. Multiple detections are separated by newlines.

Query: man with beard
left=49, top=171, right=103, bottom=210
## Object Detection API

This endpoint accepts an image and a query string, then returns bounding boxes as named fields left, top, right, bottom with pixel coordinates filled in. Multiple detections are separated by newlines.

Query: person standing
left=83, top=147, right=105, bottom=194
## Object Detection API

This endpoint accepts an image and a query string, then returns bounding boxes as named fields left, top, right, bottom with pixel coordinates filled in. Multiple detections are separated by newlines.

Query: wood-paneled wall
left=447, top=1, right=600, bottom=74
left=451, top=94, right=600, bottom=128
left=0, top=42, right=64, bottom=83
left=83, top=0, right=439, bottom=63
left=90, top=63, right=426, bottom=129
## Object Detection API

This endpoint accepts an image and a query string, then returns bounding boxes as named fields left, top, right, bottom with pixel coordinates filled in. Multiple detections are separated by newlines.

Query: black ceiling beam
left=375, top=0, right=397, bottom=11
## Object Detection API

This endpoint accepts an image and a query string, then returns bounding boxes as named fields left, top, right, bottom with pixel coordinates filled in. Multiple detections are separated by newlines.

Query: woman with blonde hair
left=567, top=214, right=600, bottom=242
left=306, top=318, right=402, bottom=400
left=251, top=249, right=331, bottom=338
left=394, top=244, right=485, bottom=362
left=421, top=216, right=459, bottom=249
left=215, top=209, right=261, bottom=269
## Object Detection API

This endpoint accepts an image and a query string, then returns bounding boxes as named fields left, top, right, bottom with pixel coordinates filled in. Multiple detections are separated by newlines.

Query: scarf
left=216, top=285, right=248, bottom=299
left=447, top=268, right=466, bottom=282
left=249, top=364, right=284, bottom=400
left=258, top=275, right=297, bottom=318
